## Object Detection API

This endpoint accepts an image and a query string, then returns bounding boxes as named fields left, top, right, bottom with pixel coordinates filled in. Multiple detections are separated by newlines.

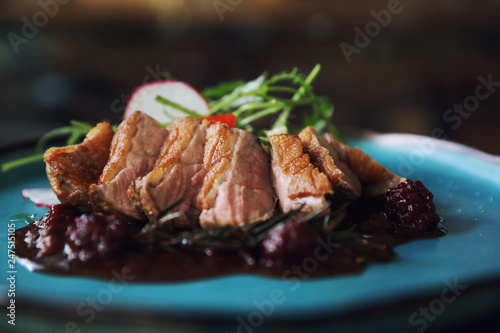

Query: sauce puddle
left=15, top=201, right=446, bottom=282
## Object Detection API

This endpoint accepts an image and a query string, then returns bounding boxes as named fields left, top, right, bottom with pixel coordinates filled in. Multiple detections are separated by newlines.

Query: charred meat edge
left=131, top=117, right=210, bottom=227
left=44, top=121, right=114, bottom=211
left=299, top=126, right=362, bottom=200
left=269, top=134, right=332, bottom=215
left=323, top=133, right=405, bottom=196
left=197, top=123, right=276, bottom=228
left=89, top=111, right=167, bottom=219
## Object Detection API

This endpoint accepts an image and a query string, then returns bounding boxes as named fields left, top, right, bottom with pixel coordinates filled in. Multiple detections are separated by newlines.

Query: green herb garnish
left=2, top=64, right=340, bottom=172
left=155, top=96, right=203, bottom=119
left=202, top=64, right=340, bottom=137
left=10, top=213, right=37, bottom=224
left=1, top=120, right=96, bottom=172
left=1, top=154, right=45, bottom=173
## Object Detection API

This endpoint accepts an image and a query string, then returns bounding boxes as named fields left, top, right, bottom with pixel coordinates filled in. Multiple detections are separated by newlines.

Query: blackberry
left=27, top=204, right=79, bottom=255
left=66, top=214, right=141, bottom=261
left=383, top=180, right=440, bottom=231
left=261, top=221, right=320, bottom=265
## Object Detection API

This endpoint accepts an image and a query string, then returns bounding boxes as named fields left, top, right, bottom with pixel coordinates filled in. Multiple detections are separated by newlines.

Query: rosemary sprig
left=137, top=202, right=350, bottom=252
left=320, top=202, right=352, bottom=233
left=250, top=209, right=301, bottom=243
left=139, top=207, right=303, bottom=251
left=139, top=199, right=184, bottom=235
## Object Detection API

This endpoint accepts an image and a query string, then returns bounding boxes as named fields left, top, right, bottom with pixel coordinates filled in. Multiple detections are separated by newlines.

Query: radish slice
left=124, top=80, right=210, bottom=124
left=22, top=188, right=60, bottom=208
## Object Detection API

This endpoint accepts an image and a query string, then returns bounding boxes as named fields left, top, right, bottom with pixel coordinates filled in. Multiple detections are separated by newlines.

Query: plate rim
left=2, top=133, right=500, bottom=327
left=347, top=130, right=500, bottom=165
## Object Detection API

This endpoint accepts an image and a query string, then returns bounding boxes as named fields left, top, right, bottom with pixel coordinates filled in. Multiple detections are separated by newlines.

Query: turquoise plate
left=1, top=134, right=499, bottom=333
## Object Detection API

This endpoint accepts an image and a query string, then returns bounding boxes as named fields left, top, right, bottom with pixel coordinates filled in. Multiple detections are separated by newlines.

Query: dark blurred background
left=0, top=0, right=499, bottom=154
left=1, top=2, right=499, bottom=332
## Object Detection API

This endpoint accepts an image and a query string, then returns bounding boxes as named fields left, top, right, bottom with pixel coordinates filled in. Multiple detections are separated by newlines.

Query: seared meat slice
left=89, top=111, right=167, bottom=219
left=131, top=117, right=210, bottom=227
left=299, top=126, right=344, bottom=183
left=324, top=133, right=405, bottom=196
left=44, top=122, right=114, bottom=211
left=299, top=126, right=361, bottom=200
left=197, top=123, right=275, bottom=228
left=344, top=146, right=405, bottom=196
left=269, top=134, right=332, bottom=215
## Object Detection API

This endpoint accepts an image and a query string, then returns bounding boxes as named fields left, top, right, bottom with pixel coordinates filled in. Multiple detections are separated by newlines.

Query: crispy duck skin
left=299, top=126, right=345, bottom=184
left=44, top=122, right=114, bottom=211
left=269, top=134, right=332, bottom=215
left=299, top=126, right=362, bottom=200
left=131, top=117, right=210, bottom=227
left=89, top=111, right=167, bottom=219
left=323, top=133, right=405, bottom=196
left=197, top=123, right=275, bottom=228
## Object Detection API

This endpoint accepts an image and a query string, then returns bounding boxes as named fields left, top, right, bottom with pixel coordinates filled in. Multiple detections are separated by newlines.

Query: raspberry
left=261, top=221, right=320, bottom=265
left=383, top=180, right=440, bottom=231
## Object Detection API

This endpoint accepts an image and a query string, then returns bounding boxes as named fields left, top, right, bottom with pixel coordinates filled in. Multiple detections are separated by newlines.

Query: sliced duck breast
left=269, top=134, right=332, bottom=215
left=89, top=111, right=167, bottom=219
left=131, top=117, right=210, bottom=227
left=323, top=133, right=405, bottom=196
left=44, top=122, right=114, bottom=211
left=197, top=123, right=275, bottom=228
left=299, top=126, right=361, bottom=200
